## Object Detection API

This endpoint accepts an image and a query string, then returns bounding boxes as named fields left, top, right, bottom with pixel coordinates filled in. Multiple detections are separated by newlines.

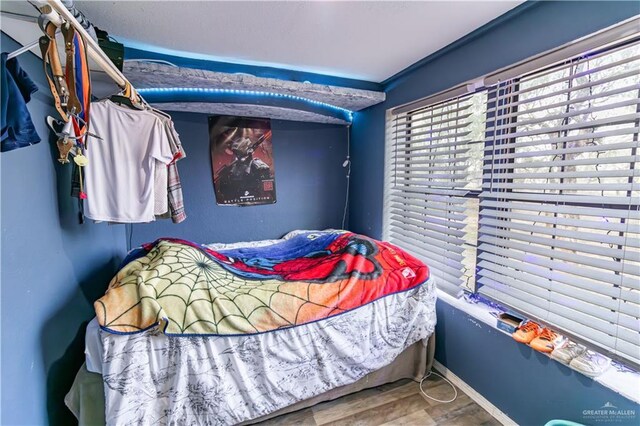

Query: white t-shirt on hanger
left=84, top=100, right=173, bottom=223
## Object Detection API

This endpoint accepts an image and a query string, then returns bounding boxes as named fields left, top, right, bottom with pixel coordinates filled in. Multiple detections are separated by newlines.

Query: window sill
left=436, top=289, right=640, bottom=404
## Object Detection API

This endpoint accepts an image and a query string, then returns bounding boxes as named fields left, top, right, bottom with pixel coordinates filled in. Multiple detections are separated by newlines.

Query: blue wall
left=348, top=1, right=640, bottom=425
left=130, top=115, right=349, bottom=247
left=435, top=300, right=640, bottom=425
left=1, top=34, right=128, bottom=425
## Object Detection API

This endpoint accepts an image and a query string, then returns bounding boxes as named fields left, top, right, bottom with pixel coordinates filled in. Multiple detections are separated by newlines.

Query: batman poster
left=210, top=116, right=276, bottom=206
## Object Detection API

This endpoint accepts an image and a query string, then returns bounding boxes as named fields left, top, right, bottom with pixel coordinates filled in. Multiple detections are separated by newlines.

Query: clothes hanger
left=109, top=82, right=145, bottom=110
left=150, top=106, right=172, bottom=119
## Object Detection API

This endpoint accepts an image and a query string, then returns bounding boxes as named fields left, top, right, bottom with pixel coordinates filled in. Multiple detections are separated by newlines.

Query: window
left=384, top=26, right=640, bottom=368
left=384, top=91, right=487, bottom=297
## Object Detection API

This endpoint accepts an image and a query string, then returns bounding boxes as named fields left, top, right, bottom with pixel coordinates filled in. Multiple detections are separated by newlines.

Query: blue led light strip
left=137, top=87, right=354, bottom=122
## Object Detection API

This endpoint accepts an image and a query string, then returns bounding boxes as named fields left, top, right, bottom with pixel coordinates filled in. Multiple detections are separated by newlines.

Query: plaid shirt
left=167, top=161, right=186, bottom=223
left=162, top=119, right=187, bottom=223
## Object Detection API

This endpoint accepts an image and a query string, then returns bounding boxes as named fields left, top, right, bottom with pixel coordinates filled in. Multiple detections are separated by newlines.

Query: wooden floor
left=256, top=375, right=501, bottom=426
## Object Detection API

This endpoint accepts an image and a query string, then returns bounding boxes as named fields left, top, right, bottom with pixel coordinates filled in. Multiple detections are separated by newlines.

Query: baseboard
left=432, top=360, right=517, bottom=426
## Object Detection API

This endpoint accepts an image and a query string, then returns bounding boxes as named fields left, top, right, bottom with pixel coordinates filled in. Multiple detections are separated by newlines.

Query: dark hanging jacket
left=1, top=52, right=41, bottom=152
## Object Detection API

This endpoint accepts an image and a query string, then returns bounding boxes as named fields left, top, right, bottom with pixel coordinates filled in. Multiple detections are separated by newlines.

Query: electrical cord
left=128, top=224, right=133, bottom=250
left=341, top=125, right=351, bottom=230
left=418, top=370, right=458, bottom=403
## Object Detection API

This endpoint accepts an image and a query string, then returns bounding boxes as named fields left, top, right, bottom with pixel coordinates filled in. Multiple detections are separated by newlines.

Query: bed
left=65, top=230, right=437, bottom=425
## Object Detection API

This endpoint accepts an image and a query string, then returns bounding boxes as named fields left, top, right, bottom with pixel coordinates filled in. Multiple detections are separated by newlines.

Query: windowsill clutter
left=437, top=289, right=640, bottom=405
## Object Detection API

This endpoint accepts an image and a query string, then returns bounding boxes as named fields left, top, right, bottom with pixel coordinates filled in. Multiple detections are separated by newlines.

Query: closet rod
left=7, top=39, right=40, bottom=59
left=31, top=0, right=129, bottom=89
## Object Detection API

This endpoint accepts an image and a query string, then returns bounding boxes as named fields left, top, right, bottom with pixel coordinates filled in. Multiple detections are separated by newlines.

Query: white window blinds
left=384, top=93, right=486, bottom=297
left=478, top=41, right=640, bottom=367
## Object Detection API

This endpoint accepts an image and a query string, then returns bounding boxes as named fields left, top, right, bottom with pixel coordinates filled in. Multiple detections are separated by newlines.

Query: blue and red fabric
left=68, top=33, right=91, bottom=146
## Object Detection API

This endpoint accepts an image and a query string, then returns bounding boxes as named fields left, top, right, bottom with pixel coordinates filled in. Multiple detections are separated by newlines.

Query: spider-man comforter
left=95, top=230, right=430, bottom=335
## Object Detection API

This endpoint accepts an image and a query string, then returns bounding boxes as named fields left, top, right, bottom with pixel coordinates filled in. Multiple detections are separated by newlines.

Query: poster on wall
left=209, top=116, right=276, bottom=206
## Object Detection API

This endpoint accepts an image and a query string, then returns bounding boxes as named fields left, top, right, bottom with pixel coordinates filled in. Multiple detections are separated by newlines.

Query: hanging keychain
left=73, top=146, right=88, bottom=199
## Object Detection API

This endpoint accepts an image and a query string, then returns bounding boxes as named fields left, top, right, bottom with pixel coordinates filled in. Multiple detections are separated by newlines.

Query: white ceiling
left=77, top=0, right=523, bottom=83
left=2, top=1, right=524, bottom=83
